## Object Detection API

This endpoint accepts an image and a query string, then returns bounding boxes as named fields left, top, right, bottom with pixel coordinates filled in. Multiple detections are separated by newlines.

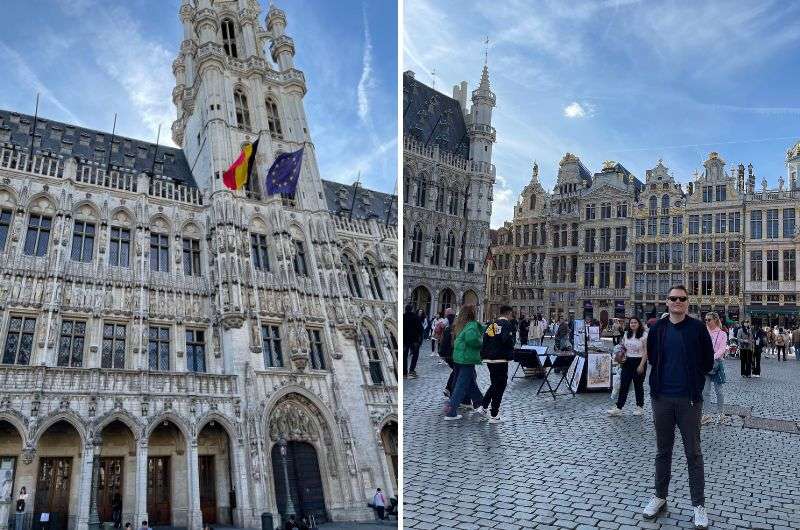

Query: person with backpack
left=444, top=304, right=484, bottom=421
left=438, top=308, right=457, bottom=397
left=753, top=325, right=766, bottom=377
left=737, top=321, right=754, bottom=377
left=431, top=310, right=445, bottom=357
left=475, top=305, right=516, bottom=423
left=775, top=327, right=787, bottom=361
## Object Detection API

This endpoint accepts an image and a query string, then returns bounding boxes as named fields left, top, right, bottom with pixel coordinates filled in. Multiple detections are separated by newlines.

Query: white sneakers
left=642, top=496, right=666, bottom=519
left=693, top=505, right=709, bottom=529
left=642, top=496, right=707, bottom=529
left=443, top=414, right=462, bottom=421
left=471, top=407, right=488, bottom=419
left=488, top=414, right=502, bottom=424
left=607, top=407, right=622, bottom=416
left=701, top=414, right=714, bottom=425
left=633, top=406, right=644, bottom=416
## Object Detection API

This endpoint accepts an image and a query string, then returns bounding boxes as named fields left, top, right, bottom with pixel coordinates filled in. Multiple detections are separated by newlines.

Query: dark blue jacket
left=646, top=316, right=714, bottom=402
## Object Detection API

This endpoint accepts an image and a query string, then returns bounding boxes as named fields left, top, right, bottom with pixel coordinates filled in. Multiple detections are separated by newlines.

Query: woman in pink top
left=702, top=312, right=728, bottom=425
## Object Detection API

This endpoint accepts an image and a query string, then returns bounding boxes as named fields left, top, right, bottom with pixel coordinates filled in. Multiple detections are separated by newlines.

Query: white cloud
left=491, top=174, right=515, bottom=228
left=0, top=41, right=81, bottom=124
left=357, top=5, right=374, bottom=124
left=564, top=102, right=586, bottom=119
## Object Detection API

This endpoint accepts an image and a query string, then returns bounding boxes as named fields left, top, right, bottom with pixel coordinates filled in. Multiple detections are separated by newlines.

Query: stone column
left=75, top=442, right=96, bottom=530
left=231, top=441, right=253, bottom=527
left=186, top=440, right=203, bottom=530
left=134, top=441, right=149, bottom=525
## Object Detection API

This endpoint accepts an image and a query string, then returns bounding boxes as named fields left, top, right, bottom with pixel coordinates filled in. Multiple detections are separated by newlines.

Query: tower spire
left=483, top=35, right=489, bottom=66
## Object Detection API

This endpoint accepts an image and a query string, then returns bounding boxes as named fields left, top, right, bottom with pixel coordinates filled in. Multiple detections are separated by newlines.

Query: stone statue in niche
left=288, top=326, right=300, bottom=352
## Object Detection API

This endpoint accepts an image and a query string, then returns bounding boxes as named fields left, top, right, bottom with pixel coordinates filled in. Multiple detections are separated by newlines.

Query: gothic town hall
left=0, top=1, right=398, bottom=529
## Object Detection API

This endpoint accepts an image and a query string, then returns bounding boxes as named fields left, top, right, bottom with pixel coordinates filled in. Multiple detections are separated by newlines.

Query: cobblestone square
left=403, top=341, right=800, bottom=529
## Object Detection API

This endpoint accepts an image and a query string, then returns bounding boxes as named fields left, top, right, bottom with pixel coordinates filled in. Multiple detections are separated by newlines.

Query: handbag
left=613, top=343, right=627, bottom=363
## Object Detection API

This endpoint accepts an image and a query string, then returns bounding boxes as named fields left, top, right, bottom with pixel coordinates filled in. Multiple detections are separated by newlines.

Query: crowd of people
left=403, top=283, right=800, bottom=530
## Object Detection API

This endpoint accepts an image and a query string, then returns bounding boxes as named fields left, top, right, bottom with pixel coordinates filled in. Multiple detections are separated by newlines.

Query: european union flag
left=265, top=147, right=304, bottom=196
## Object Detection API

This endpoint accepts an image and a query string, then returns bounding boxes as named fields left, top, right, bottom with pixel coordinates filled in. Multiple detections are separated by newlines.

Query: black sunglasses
left=668, top=296, right=688, bottom=302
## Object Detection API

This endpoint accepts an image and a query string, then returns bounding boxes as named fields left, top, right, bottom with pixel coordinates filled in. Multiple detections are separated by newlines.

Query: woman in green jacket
left=444, top=304, right=485, bottom=420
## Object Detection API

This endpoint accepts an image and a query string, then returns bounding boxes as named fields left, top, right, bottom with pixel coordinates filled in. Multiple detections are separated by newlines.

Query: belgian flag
left=222, top=139, right=259, bottom=190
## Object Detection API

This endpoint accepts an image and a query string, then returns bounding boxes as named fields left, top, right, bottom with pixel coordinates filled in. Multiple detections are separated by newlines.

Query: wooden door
left=147, top=456, right=170, bottom=525
left=271, top=443, right=327, bottom=523
left=97, top=457, right=124, bottom=523
left=198, top=455, right=217, bottom=524
left=33, top=457, right=72, bottom=530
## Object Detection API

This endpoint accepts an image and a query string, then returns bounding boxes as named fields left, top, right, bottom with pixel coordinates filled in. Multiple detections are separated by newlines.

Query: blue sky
left=0, top=0, right=397, bottom=194
left=404, top=0, right=800, bottom=227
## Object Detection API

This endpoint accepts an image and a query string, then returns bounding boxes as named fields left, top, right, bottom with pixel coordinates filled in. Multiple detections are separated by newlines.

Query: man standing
left=477, top=305, right=516, bottom=423
left=642, top=286, right=714, bottom=530
left=737, top=321, right=754, bottom=377
left=403, top=304, right=422, bottom=378
left=372, top=488, right=387, bottom=520
left=518, top=314, right=530, bottom=346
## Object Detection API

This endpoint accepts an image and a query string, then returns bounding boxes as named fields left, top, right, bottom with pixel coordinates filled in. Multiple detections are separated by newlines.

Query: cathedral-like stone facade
left=0, top=2, right=397, bottom=529
left=402, top=68, right=495, bottom=319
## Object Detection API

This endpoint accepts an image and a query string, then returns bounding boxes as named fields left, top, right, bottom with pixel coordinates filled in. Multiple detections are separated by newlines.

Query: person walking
left=555, top=319, right=569, bottom=351
left=607, top=316, right=648, bottom=416
left=444, top=305, right=484, bottom=421
left=612, top=319, right=623, bottom=345
left=753, top=325, right=765, bottom=377
left=641, top=286, right=713, bottom=529
left=530, top=316, right=543, bottom=345
left=737, top=321, right=754, bottom=378
left=372, top=488, right=387, bottom=520
left=518, top=314, right=530, bottom=346
left=476, top=305, right=516, bottom=423
left=775, top=327, right=787, bottom=361
left=438, top=308, right=457, bottom=397
left=701, top=312, right=728, bottom=425
left=430, top=311, right=445, bottom=356
left=419, top=309, right=430, bottom=355
left=792, top=326, right=800, bottom=361
left=402, top=304, right=422, bottom=378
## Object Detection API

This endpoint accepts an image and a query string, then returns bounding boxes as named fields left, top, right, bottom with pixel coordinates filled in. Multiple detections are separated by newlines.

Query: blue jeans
left=446, top=364, right=483, bottom=416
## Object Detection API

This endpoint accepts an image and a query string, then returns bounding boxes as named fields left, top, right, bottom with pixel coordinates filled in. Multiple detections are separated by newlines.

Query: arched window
left=344, top=255, right=363, bottom=298
left=366, top=261, right=384, bottom=300
left=448, top=189, right=459, bottom=215
left=415, top=178, right=427, bottom=207
left=221, top=18, right=238, bottom=58
left=293, top=239, right=307, bottom=276
left=649, top=195, right=657, bottom=215
left=435, top=184, right=445, bottom=211
left=445, top=231, right=456, bottom=267
left=265, top=97, right=283, bottom=139
left=529, top=194, right=536, bottom=210
left=234, top=87, right=251, bottom=130
left=430, top=229, right=441, bottom=266
left=661, top=194, right=670, bottom=213
left=362, top=328, right=384, bottom=384
left=410, top=225, right=423, bottom=263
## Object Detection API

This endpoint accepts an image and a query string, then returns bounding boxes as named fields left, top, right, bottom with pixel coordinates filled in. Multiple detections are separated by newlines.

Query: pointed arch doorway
left=271, top=441, right=327, bottom=523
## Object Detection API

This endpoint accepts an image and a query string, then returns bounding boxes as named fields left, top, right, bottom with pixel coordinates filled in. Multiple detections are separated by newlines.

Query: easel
left=536, top=353, right=578, bottom=400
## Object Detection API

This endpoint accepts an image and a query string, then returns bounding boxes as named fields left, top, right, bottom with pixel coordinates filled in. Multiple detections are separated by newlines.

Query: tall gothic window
left=234, top=87, right=251, bottom=130
left=363, top=328, right=384, bottom=385
left=251, top=233, right=270, bottom=271
left=0, top=210, right=12, bottom=251
left=57, top=319, right=86, bottom=367
left=185, top=329, right=206, bottom=373
left=182, top=238, right=202, bottom=276
left=367, top=261, right=384, bottom=300
left=109, top=227, right=130, bottom=267
left=415, top=178, right=427, bottom=207
left=344, top=255, right=363, bottom=298
left=430, top=230, right=441, bottom=265
left=261, top=325, right=283, bottom=368
left=148, top=326, right=170, bottom=371
left=265, top=98, right=283, bottom=139
left=307, top=329, right=326, bottom=370
left=150, top=233, right=170, bottom=272
left=293, top=240, right=308, bottom=276
left=102, top=323, right=126, bottom=369
left=410, top=225, right=423, bottom=263
left=221, top=18, right=238, bottom=58
left=2, top=316, right=36, bottom=365
left=435, top=185, right=445, bottom=211
left=71, top=221, right=95, bottom=262
left=445, top=231, right=456, bottom=267
left=24, top=214, right=51, bottom=257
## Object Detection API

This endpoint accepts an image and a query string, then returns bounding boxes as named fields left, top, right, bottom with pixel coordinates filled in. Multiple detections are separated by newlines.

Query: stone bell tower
left=171, top=0, right=327, bottom=210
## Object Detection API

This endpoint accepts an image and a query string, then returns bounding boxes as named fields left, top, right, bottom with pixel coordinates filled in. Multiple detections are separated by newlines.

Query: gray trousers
left=652, top=395, right=705, bottom=506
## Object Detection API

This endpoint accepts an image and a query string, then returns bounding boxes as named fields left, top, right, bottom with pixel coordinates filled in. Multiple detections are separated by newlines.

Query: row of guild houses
left=0, top=1, right=397, bottom=530
left=486, top=143, right=800, bottom=328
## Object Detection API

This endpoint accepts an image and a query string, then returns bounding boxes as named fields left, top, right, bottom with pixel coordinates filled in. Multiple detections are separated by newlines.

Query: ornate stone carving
left=268, top=400, right=317, bottom=441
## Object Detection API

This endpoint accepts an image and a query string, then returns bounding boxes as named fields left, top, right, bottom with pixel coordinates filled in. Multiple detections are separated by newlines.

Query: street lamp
left=88, top=436, right=103, bottom=530
left=277, top=434, right=297, bottom=521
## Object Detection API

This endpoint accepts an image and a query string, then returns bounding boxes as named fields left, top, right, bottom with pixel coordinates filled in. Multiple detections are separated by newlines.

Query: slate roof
left=0, top=109, right=195, bottom=186
left=403, top=72, right=470, bottom=159
left=322, top=180, right=397, bottom=226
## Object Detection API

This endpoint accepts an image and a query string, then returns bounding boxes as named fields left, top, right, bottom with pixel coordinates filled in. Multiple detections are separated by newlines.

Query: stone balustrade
left=0, top=365, right=238, bottom=397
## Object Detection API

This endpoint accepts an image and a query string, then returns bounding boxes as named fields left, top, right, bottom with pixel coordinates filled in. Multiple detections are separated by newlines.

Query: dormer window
left=221, top=19, right=238, bottom=58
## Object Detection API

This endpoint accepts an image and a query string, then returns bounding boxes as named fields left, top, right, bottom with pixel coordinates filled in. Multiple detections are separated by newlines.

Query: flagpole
left=348, top=171, right=361, bottom=221
left=29, top=92, right=40, bottom=156
left=106, top=113, right=117, bottom=170
left=150, top=123, right=161, bottom=175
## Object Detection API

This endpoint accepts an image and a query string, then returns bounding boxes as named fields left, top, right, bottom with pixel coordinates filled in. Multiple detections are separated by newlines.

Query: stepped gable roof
left=0, top=109, right=195, bottom=186
left=403, top=72, right=469, bottom=159
left=322, top=179, right=397, bottom=225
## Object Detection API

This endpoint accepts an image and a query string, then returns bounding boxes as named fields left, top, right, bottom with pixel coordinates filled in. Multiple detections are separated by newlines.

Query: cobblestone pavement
left=403, top=340, right=800, bottom=529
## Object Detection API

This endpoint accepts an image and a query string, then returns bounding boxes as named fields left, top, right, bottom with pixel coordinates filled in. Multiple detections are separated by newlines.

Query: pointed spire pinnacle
left=479, top=64, right=491, bottom=90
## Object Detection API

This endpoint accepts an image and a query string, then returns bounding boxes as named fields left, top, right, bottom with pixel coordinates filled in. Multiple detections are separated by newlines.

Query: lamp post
left=277, top=434, right=297, bottom=520
left=88, top=436, right=102, bottom=530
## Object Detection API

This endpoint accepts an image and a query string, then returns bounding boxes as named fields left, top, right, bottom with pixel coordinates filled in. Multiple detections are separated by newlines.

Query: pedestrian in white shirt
left=372, top=488, right=387, bottom=520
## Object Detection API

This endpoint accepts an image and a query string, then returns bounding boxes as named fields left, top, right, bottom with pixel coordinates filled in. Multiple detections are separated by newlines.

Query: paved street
left=403, top=340, right=800, bottom=529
